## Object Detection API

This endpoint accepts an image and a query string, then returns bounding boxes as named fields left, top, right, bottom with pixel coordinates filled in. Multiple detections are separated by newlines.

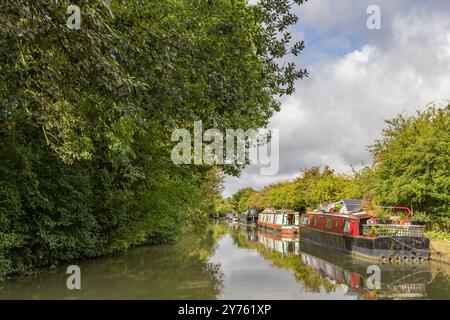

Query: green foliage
left=370, top=104, right=450, bottom=230
left=373, top=208, right=389, bottom=221
left=231, top=187, right=256, bottom=212
left=214, top=197, right=234, bottom=216
left=425, top=230, right=450, bottom=241
left=240, top=166, right=366, bottom=212
left=0, top=0, right=306, bottom=279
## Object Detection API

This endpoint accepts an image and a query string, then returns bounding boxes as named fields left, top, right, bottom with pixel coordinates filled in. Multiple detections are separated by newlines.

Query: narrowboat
left=239, top=208, right=259, bottom=226
left=257, top=208, right=300, bottom=235
left=299, top=199, right=430, bottom=261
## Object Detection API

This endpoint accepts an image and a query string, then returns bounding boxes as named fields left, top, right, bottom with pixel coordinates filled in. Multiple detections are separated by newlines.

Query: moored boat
left=239, top=208, right=259, bottom=226
left=299, top=199, right=430, bottom=261
left=257, top=208, right=300, bottom=235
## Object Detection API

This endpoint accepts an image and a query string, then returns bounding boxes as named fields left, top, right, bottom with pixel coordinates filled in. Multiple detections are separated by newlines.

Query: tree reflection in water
left=231, top=224, right=450, bottom=300
left=0, top=224, right=227, bottom=299
left=230, top=226, right=336, bottom=293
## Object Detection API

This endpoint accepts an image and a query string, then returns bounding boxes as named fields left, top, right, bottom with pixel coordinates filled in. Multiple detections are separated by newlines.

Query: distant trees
left=231, top=187, right=256, bottom=213
left=237, top=166, right=362, bottom=212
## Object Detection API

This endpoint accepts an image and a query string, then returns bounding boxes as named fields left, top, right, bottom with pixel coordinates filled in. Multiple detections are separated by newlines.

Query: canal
left=1, top=222, right=449, bottom=299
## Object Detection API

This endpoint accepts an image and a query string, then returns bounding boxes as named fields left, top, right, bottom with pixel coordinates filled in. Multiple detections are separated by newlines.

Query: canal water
left=1, top=222, right=449, bottom=299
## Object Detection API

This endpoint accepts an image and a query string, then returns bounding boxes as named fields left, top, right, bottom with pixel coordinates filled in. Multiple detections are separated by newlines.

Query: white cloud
left=223, top=1, right=450, bottom=198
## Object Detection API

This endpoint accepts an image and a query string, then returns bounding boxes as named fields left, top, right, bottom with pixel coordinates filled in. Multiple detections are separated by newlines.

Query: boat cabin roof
left=306, top=211, right=372, bottom=220
left=260, top=208, right=298, bottom=215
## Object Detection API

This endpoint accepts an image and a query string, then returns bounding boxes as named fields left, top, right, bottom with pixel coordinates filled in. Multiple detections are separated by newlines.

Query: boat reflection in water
left=298, top=240, right=434, bottom=299
left=257, top=232, right=299, bottom=256
left=234, top=225, right=441, bottom=299
left=239, top=224, right=258, bottom=242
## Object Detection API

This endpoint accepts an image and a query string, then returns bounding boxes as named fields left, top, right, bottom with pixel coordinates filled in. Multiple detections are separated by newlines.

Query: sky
left=223, top=0, right=450, bottom=197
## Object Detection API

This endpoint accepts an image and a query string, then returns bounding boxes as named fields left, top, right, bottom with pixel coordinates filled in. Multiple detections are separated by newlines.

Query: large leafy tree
left=370, top=104, right=450, bottom=229
left=0, top=0, right=307, bottom=278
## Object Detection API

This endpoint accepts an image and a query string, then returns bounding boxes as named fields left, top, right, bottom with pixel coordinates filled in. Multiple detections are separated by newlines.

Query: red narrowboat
left=299, top=199, right=430, bottom=261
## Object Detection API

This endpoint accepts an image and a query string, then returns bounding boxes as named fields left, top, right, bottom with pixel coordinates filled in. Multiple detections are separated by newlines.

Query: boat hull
left=300, top=226, right=430, bottom=261
left=257, top=224, right=294, bottom=235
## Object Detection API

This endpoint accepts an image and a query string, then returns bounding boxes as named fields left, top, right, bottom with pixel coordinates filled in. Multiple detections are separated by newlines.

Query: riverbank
left=430, top=239, right=450, bottom=265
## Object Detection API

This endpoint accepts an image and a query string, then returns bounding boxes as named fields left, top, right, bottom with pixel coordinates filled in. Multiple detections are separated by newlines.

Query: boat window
left=326, top=218, right=332, bottom=229
left=287, top=214, right=294, bottom=226
left=313, top=217, right=317, bottom=226
left=276, top=214, right=283, bottom=225
left=335, top=220, right=339, bottom=228
left=343, top=220, right=350, bottom=233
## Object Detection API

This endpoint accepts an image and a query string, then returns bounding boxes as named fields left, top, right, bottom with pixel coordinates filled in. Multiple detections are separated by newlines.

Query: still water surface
left=1, top=222, right=449, bottom=299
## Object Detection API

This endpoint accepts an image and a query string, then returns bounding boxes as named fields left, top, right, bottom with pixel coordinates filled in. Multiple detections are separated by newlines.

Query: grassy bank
left=428, top=232, right=450, bottom=264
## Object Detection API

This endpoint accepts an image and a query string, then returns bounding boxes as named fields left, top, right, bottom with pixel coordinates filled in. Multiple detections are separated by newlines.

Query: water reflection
left=298, top=241, right=434, bottom=299
left=0, top=222, right=448, bottom=299
left=0, top=224, right=227, bottom=299
left=229, top=223, right=449, bottom=299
